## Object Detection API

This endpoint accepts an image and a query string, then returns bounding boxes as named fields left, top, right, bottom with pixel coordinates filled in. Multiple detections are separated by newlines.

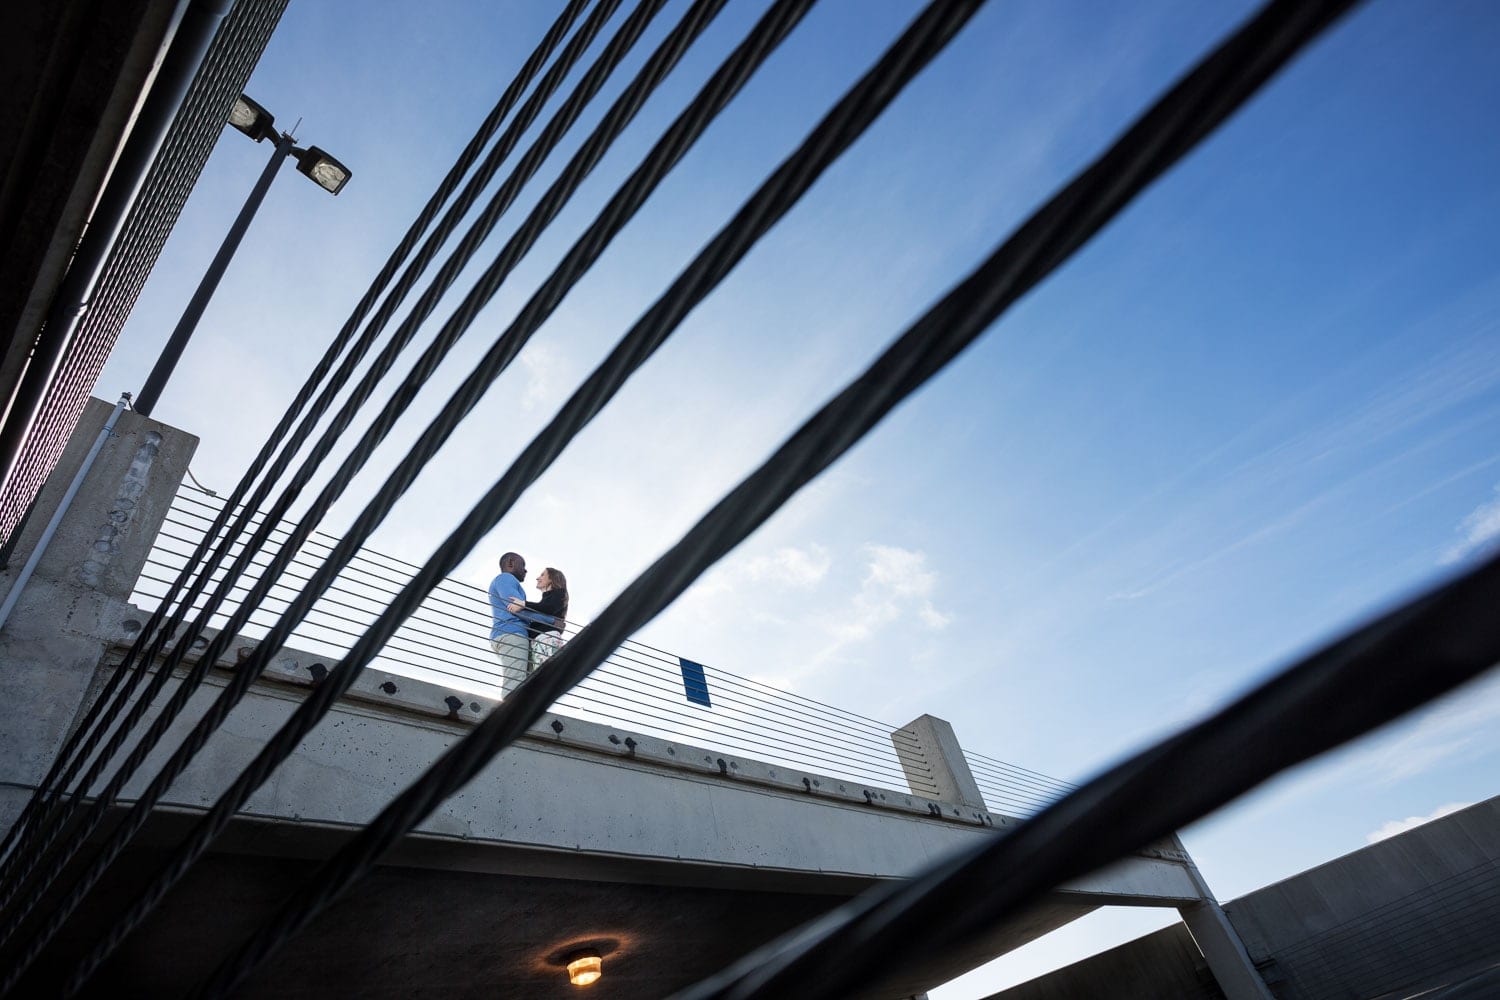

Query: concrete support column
left=1173, top=836, right=1273, bottom=1000
left=891, top=714, right=987, bottom=809
left=0, top=397, right=197, bottom=835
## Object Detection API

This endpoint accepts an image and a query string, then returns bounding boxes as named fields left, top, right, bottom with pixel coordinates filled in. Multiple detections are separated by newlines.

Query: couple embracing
left=487, top=551, right=569, bottom=697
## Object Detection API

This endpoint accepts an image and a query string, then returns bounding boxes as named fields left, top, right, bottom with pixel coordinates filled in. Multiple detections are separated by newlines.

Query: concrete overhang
left=5, top=621, right=1205, bottom=996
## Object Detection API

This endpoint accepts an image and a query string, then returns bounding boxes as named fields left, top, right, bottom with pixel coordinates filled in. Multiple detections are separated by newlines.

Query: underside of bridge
left=15, top=811, right=1096, bottom=999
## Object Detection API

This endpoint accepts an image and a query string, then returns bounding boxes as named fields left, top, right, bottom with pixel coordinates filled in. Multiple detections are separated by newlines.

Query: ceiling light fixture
left=566, top=949, right=603, bottom=987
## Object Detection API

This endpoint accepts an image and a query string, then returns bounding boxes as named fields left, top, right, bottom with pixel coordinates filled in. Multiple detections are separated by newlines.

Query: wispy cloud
left=659, top=537, right=955, bottom=698
left=743, top=544, right=832, bottom=588
left=1440, top=483, right=1500, bottom=565
left=517, top=342, right=569, bottom=413
left=829, top=544, right=952, bottom=644
left=1366, top=802, right=1474, bottom=844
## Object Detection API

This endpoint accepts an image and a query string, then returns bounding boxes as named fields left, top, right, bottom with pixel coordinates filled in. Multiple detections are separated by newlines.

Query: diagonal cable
left=0, top=0, right=594, bottom=881
left=58, top=1, right=985, bottom=985
left=181, top=0, right=991, bottom=988
left=672, top=501, right=1499, bottom=988
left=185, top=0, right=1363, bottom=994
left=673, top=557, right=1500, bottom=998
left=0, top=0, right=791, bottom=985
left=0, top=0, right=641, bottom=942
left=0, top=0, right=640, bottom=916
left=0, top=0, right=661, bottom=945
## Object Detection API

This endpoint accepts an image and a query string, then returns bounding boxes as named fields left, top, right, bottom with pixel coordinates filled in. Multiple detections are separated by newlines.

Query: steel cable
left=57, top=0, right=971, bottom=990
left=0, top=0, right=646, bottom=930
left=4, top=0, right=792, bottom=987
left=0, top=0, right=689, bottom=936
left=76, top=0, right=637, bottom=760
left=1, top=0, right=684, bottom=971
left=0, top=0, right=618, bottom=900
left=183, top=0, right=1366, bottom=993
left=0, top=0, right=594, bottom=883
left=0, top=0, right=653, bottom=905
left=152, top=0, right=994, bottom=992
left=672, top=544, right=1500, bottom=996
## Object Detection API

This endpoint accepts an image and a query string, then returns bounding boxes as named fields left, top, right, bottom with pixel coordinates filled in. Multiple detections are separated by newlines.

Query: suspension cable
left=0, top=0, right=643, bottom=922
left=0, top=0, right=799, bottom=987
left=44, top=0, right=981, bottom=990
left=184, top=1, right=1365, bottom=993
left=0, top=0, right=596, bottom=881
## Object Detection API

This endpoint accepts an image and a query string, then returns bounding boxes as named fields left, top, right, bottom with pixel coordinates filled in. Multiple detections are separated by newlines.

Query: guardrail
left=133, top=483, right=1074, bottom=815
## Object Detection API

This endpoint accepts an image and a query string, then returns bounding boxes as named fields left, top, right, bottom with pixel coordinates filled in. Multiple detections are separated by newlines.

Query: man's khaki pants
left=490, top=633, right=530, bottom=698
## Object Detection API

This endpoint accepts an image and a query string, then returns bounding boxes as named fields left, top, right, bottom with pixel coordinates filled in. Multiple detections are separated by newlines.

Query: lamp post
left=133, top=95, right=351, bottom=417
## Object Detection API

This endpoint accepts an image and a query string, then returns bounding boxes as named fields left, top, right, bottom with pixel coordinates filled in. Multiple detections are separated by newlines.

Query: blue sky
left=96, top=0, right=1500, bottom=994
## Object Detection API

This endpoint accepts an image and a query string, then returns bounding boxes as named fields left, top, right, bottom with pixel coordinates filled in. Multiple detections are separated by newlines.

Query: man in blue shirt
left=489, top=551, right=530, bottom=697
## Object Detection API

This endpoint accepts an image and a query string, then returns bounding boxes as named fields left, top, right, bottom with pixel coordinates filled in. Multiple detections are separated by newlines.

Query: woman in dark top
left=513, top=567, right=568, bottom=670
left=525, top=567, right=568, bottom=635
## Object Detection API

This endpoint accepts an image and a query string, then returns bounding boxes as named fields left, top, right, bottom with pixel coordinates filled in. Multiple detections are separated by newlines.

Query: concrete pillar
left=1173, top=836, right=1273, bottom=1000
left=0, top=397, right=197, bottom=835
left=891, top=714, right=987, bottom=809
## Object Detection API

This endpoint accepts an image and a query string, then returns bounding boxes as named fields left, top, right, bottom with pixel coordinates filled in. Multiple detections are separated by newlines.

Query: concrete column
left=891, top=714, right=987, bottom=809
left=0, top=398, right=197, bottom=834
left=1173, top=836, right=1273, bottom=1000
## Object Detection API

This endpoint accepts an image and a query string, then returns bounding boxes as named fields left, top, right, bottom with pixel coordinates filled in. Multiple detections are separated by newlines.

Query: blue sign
left=679, top=657, right=711, bottom=707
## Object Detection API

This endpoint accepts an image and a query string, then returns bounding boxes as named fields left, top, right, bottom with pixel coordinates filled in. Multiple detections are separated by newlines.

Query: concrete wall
left=0, top=398, right=198, bottom=831
left=1232, top=796, right=1500, bottom=999
left=988, top=796, right=1500, bottom=1000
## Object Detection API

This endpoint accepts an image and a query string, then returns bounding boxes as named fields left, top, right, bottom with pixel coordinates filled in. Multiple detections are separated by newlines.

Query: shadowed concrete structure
left=988, top=797, right=1500, bottom=1000
left=0, top=400, right=1272, bottom=998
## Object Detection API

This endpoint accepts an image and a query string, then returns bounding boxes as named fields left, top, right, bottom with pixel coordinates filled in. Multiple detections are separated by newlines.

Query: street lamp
left=133, top=94, right=352, bottom=416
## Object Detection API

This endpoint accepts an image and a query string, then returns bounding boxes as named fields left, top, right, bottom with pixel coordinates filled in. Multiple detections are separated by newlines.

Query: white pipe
left=0, top=395, right=130, bottom=631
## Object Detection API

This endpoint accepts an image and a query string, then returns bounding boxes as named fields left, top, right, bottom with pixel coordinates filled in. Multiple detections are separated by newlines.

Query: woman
left=511, top=567, right=568, bottom=672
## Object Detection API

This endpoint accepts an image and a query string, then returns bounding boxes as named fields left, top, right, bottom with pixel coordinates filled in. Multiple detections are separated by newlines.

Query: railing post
left=891, top=714, right=988, bottom=810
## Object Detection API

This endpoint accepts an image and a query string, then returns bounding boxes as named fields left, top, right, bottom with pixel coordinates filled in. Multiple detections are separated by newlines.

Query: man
left=488, top=551, right=530, bottom=698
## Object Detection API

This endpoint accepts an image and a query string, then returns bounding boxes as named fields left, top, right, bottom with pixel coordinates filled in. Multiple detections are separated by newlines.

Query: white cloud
left=831, top=544, right=952, bottom=643
left=743, top=545, right=831, bottom=588
left=1441, top=483, right=1500, bottom=564
left=918, top=605, right=953, bottom=629
left=1365, top=802, right=1474, bottom=844
left=517, top=342, right=569, bottom=413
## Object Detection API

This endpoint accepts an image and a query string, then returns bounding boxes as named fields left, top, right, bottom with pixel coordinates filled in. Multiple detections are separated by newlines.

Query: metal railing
left=966, top=749, right=1074, bottom=818
left=133, top=483, right=1075, bottom=813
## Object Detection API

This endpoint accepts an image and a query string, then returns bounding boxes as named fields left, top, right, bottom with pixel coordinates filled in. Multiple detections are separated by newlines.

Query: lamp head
left=227, top=94, right=277, bottom=143
left=293, top=145, right=352, bottom=195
